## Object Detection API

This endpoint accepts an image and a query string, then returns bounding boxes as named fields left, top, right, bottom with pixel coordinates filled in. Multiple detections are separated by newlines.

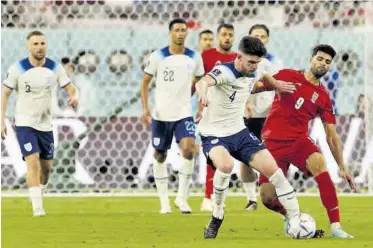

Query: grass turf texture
left=2, top=196, right=372, bottom=248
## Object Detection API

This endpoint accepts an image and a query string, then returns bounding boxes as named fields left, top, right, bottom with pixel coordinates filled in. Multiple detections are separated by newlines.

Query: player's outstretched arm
left=140, top=74, right=153, bottom=126
left=64, top=83, right=79, bottom=109
left=1, top=85, right=12, bottom=140
left=195, top=75, right=215, bottom=107
left=324, top=123, right=357, bottom=191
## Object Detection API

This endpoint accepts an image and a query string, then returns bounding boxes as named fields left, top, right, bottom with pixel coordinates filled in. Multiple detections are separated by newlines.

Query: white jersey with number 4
left=144, top=46, right=204, bottom=121
left=3, top=58, right=71, bottom=131
left=199, top=62, right=260, bottom=137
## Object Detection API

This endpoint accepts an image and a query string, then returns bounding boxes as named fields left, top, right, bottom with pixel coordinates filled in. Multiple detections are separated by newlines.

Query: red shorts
left=258, top=137, right=320, bottom=184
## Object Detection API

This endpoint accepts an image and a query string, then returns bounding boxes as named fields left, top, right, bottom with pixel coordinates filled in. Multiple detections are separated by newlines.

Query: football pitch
left=2, top=196, right=372, bottom=248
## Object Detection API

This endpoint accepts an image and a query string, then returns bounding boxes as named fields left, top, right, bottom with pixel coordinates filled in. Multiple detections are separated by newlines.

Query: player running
left=140, top=18, right=204, bottom=214
left=1, top=30, right=79, bottom=216
left=196, top=36, right=300, bottom=239
left=258, top=44, right=356, bottom=238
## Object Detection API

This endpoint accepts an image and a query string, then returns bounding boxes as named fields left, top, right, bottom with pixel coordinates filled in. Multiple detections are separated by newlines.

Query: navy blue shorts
left=16, top=126, right=54, bottom=160
left=201, top=128, right=266, bottom=165
left=151, top=116, right=195, bottom=151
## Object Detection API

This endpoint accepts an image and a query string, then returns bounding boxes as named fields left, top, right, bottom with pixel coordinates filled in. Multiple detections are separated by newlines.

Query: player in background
left=240, top=24, right=284, bottom=211
left=199, top=23, right=238, bottom=212
left=1, top=30, right=79, bottom=216
left=198, top=29, right=214, bottom=52
left=196, top=36, right=300, bottom=239
left=140, top=18, right=204, bottom=214
left=258, top=45, right=356, bottom=238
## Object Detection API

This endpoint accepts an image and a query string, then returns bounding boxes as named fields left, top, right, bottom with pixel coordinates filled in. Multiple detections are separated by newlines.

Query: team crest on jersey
left=211, top=69, right=222, bottom=77
left=24, top=142, right=33, bottom=152
left=311, top=92, right=319, bottom=103
left=153, top=137, right=160, bottom=146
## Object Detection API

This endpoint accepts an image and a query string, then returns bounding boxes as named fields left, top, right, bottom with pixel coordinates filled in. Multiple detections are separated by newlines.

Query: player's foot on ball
left=312, top=229, right=325, bottom=238
left=200, top=198, right=213, bottom=212
left=33, top=208, right=46, bottom=217
left=331, top=226, right=354, bottom=238
left=244, top=200, right=258, bottom=211
left=204, top=215, right=224, bottom=239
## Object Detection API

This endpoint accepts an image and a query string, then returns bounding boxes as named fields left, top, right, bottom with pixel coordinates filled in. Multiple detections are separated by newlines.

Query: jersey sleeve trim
left=144, top=71, right=153, bottom=76
left=206, top=74, right=217, bottom=85
left=60, top=81, right=71, bottom=88
left=2, top=82, right=14, bottom=90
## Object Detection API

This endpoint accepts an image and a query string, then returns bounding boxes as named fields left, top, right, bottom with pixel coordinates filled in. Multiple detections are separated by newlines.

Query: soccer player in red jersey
left=257, top=45, right=356, bottom=238
left=198, top=23, right=237, bottom=211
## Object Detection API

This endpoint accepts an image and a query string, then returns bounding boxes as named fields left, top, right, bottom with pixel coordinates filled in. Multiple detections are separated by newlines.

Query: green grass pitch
left=2, top=196, right=372, bottom=248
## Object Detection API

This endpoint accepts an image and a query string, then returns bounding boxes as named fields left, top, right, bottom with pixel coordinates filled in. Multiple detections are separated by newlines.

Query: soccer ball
left=286, top=213, right=316, bottom=239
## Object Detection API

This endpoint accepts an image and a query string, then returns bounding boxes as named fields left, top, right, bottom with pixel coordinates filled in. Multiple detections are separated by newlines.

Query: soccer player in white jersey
left=140, top=19, right=204, bottom=214
left=1, top=30, right=78, bottom=217
left=240, top=24, right=284, bottom=211
left=196, top=36, right=299, bottom=239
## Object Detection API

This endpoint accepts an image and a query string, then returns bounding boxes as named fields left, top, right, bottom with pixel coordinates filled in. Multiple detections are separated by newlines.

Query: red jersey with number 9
left=262, top=69, right=336, bottom=141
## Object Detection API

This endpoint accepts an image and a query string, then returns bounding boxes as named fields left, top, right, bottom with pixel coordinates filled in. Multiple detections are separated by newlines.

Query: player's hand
left=274, top=80, right=296, bottom=94
left=68, top=96, right=79, bottom=109
left=198, top=93, right=209, bottom=107
left=339, top=168, right=357, bottom=192
left=141, top=109, right=152, bottom=126
left=1, top=121, right=7, bottom=140
left=195, top=110, right=203, bottom=123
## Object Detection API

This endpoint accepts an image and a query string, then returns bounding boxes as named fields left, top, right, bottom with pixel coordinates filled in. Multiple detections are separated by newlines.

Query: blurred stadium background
left=1, top=0, right=373, bottom=195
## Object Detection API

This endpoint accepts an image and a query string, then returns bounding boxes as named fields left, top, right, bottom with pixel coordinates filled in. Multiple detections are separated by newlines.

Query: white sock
left=331, top=222, right=341, bottom=230
left=29, top=186, right=43, bottom=212
left=243, top=182, right=257, bottom=202
left=177, top=157, right=194, bottom=202
left=40, top=184, right=46, bottom=195
left=269, top=169, right=299, bottom=218
left=153, top=159, right=169, bottom=207
left=213, top=170, right=230, bottom=219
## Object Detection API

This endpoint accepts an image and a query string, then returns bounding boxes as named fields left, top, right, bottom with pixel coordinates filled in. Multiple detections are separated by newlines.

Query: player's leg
left=259, top=182, right=287, bottom=215
left=305, top=152, right=354, bottom=238
left=240, top=164, right=257, bottom=210
left=240, top=118, right=264, bottom=210
left=38, top=129, right=54, bottom=195
left=201, top=161, right=215, bottom=211
left=16, top=127, right=45, bottom=216
left=151, top=119, right=173, bottom=214
left=174, top=117, right=196, bottom=213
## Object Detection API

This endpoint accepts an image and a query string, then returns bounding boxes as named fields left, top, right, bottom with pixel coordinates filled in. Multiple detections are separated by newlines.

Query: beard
left=33, top=53, right=45, bottom=60
left=311, top=67, right=327, bottom=78
left=220, top=43, right=232, bottom=52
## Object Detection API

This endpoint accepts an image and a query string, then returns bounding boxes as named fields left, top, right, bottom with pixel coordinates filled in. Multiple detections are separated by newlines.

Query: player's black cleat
left=204, top=215, right=224, bottom=239
left=244, top=200, right=258, bottom=211
left=312, top=229, right=325, bottom=238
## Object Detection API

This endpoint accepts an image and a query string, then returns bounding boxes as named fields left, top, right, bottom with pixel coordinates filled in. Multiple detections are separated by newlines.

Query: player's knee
left=154, top=150, right=167, bottom=163
left=180, top=146, right=194, bottom=160
left=307, top=152, right=327, bottom=176
left=215, top=161, right=234, bottom=174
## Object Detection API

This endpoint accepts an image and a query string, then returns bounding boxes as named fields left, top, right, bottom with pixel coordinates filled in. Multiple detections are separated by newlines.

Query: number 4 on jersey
left=229, top=91, right=237, bottom=102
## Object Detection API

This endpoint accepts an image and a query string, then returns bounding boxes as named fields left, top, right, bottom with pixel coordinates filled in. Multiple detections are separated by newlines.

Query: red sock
left=204, top=164, right=215, bottom=199
left=314, top=171, right=340, bottom=223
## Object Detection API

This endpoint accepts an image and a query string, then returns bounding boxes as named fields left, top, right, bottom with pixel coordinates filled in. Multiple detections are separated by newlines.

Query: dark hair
left=312, top=44, right=336, bottom=59
left=217, top=23, right=234, bottom=33
left=27, top=30, right=45, bottom=40
left=199, top=29, right=214, bottom=38
left=238, top=36, right=267, bottom=57
left=248, top=24, right=270, bottom=37
left=169, top=18, right=187, bottom=31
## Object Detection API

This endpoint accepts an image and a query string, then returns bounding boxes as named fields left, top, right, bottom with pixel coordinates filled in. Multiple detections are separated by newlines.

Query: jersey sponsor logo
left=153, top=137, right=160, bottom=146
left=311, top=92, right=319, bottom=103
left=211, top=68, right=222, bottom=77
left=211, top=139, right=219, bottom=144
left=24, top=142, right=33, bottom=152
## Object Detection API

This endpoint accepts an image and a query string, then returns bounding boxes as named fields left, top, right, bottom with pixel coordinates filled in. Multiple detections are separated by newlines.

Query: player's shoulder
left=216, top=62, right=256, bottom=80
left=202, top=48, right=217, bottom=56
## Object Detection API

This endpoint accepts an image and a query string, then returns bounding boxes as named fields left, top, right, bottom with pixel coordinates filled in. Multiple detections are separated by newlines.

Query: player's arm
left=195, top=74, right=216, bottom=107
left=192, top=53, right=205, bottom=96
left=140, top=73, right=153, bottom=126
left=252, top=73, right=296, bottom=94
left=64, top=83, right=79, bottom=109
left=1, top=85, right=12, bottom=140
left=324, top=122, right=357, bottom=191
